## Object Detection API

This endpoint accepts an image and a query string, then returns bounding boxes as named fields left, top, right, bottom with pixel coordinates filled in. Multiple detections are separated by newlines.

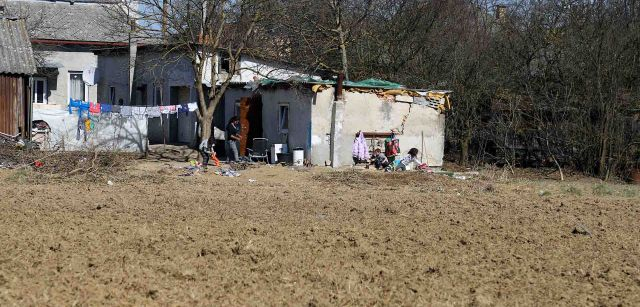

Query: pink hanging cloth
left=89, top=101, right=101, bottom=114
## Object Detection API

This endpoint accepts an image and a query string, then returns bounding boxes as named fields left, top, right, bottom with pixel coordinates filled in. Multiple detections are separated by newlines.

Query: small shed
left=227, top=78, right=452, bottom=167
left=0, top=16, right=36, bottom=138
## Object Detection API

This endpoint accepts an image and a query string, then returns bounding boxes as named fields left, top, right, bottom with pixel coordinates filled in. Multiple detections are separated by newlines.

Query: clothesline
left=68, top=99, right=199, bottom=119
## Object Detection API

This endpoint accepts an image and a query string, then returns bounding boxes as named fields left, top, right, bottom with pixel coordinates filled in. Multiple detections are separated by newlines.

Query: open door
left=238, top=94, right=263, bottom=156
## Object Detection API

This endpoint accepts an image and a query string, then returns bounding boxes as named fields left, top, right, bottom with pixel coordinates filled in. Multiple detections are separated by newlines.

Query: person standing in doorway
left=225, top=116, right=242, bottom=162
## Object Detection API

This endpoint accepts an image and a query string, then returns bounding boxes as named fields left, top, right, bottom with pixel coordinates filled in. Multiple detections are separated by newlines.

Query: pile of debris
left=0, top=140, right=136, bottom=178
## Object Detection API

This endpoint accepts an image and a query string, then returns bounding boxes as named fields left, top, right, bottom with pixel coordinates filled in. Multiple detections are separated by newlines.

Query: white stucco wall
left=37, top=49, right=98, bottom=105
left=310, top=89, right=446, bottom=167
left=235, top=56, right=320, bottom=83
left=218, top=85, right=445, bottom=166
left=32, top=106, right=147, bottom=152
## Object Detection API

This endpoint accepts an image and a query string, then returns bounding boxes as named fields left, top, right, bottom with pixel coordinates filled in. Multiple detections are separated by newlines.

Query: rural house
left=4, top=0, right=148, bottom=151
left=96, top=44, right=321, bottom=147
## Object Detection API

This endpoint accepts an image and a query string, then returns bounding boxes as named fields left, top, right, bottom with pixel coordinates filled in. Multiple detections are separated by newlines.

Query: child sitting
left=371, top=148, right=390, bottom=170
left=394, top=148, right=420, bottom=171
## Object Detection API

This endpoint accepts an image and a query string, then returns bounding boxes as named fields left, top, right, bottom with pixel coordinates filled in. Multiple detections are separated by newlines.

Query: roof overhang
left=31, top=39, right=128, bottom=47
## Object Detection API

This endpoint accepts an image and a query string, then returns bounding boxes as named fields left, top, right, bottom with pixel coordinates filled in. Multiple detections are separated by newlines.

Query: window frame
left=32, top=77, right=48, bottom=104
left=278, top=104, right=289, bottom=133
left=218, top=53, right=231, bottom=73
left=67, top=71, right=88, bottom=102
left=153, top=85, right=162, bottom=106
left=109, top=86, right=116, bottom=104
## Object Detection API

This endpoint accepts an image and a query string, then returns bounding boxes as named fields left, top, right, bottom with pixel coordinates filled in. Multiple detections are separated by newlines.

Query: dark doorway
left=169, top=86, right=189, bottom=143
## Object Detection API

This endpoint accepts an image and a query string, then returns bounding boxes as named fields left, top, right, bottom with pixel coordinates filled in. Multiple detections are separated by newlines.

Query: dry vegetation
left=0, top=161, right=638, bottom=305
left=0, top=144, right=137, bottom=183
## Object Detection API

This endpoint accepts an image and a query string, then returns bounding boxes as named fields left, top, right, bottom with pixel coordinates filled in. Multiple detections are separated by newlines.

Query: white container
left=292, top=148, right=304, bottom=166
left=271, top=144, right=288, bottom=164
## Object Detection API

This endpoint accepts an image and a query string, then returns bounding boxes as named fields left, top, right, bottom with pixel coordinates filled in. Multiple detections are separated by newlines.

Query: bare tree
left=111, top=0, right=265, bottom=143
left=267, top=0, right=373, bottom=80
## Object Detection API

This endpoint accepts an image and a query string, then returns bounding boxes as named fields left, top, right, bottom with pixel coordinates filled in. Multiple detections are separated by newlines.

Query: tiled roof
left=5, top=0, right=128, bottom=42
left=0, top=17, right=36, bottom=75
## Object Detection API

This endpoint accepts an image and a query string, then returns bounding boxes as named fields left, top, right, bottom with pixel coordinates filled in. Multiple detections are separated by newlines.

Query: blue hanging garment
left=68, top=99, right=82, bottom=114
left=79, top=101, right=90, bottom=113
left=100, top=103, right=113, bottom=113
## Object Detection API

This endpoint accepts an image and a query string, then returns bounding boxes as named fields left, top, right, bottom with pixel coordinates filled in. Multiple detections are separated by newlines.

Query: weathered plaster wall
left=308, top=89, right=335, bottom=164
left=222, top=88, right=252, bottom=127
left=310, top=89, right=445, bottom=166
left=259, top=88, right=313, bottom=157
left=99, top=50, right=200, bottom=145
left=97, top=53, right=129, bottom=104
left=32, top=106, right=147, bottom=152
left=35, top=47, right=98, bottom=106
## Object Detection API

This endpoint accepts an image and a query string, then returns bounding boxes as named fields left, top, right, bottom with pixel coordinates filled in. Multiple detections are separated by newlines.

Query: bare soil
left=0, top=161, right=639, bottom=306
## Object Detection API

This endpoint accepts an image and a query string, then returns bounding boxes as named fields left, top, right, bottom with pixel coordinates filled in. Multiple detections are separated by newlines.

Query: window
left=278, top=104, right=289, bottom=133
left=153, top=86, right=162, bottom=106
left=69, top=72, right=86, bottom=101
left=109, top=87, right=116, bottom=104
left=134, top=84, right=147, bottom=106
left=33, top=77, right=47, bottom=104
left=234, top=100, right=240, bottom=116
left=219, top=53, right=230, bottom=73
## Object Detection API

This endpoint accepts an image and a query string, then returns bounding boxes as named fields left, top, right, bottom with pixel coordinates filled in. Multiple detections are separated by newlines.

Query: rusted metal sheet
left=0, top=74, right=29, bottom=138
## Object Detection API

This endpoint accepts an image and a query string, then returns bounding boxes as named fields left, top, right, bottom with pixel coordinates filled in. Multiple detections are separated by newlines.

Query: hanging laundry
left=160, top=106, right=169, bottom=114
left=147, top=106, right=161, bottom=118
left=82, top=67, right=97, bottom=85
left=80, top=101, right=90, bottom=113
left=179, top=104, right=189, bottom=113
left=187, top=102, right=198, bottom=112
left=120, top=106, right=133, bottom=117
left=167, top=105, right=177, bottom=114
left=132, top=106, right=147, bottom=119
left=85, top=118, right=92, bottom=131
left=76, top=115, right=85, bottom=141
left=352, top=131, right=370, bottom=161
left=100, top=103, right=113, bottom=113
left=111, top=105, right=121, bottom=114
left=68, top=99, right=82, bottom=114
left=89, top=101, right=101, bottom=114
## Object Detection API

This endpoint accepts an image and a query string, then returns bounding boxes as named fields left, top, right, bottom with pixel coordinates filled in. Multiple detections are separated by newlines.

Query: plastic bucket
left=292, top=148, right=304, bottom=166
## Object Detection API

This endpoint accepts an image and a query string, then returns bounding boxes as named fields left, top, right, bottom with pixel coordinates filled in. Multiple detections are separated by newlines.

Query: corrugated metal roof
left=4, top=0, right=128, bottom=42
left=0, top=17, right=36, bottom=75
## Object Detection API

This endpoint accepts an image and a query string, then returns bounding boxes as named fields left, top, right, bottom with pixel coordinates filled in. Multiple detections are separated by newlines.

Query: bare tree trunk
left=598, top=111, right=610, bottom=177
left=332, top=0, right=349, bottom=80
left=200, top=119, right=212, bottom=143
left=459, top=121, right=471, bottom=166
left=338, top=28, right=349, bottom=80
left=546, top=138, right=564, bottom=181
